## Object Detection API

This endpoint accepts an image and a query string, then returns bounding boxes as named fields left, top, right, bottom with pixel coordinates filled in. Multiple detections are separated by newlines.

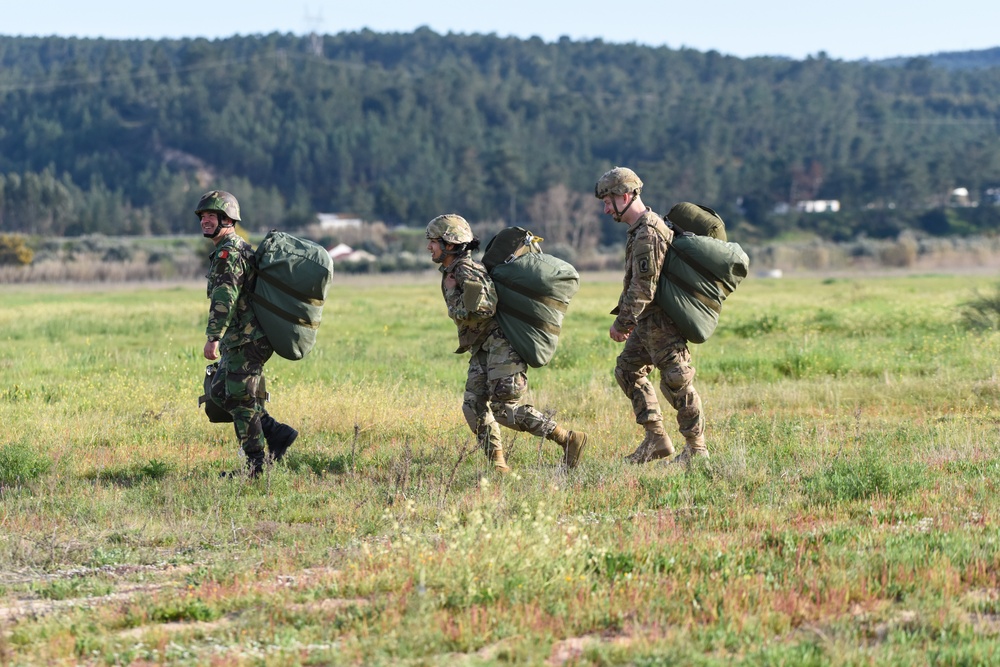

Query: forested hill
left=878, top=47, right=1000, bottom=71
left=1, top=30, right=1000, bottom=242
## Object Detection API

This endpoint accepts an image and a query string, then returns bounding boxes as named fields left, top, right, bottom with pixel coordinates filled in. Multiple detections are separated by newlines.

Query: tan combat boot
left=625, top=422, right=674, bottom=464
left=664, top=434, right=709, bottom=468
left=486, top=445, right=511, bottom=474
left=547, top=426, right=588, bottom=469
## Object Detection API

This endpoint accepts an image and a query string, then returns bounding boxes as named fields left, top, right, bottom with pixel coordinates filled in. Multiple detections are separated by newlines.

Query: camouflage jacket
left=612, top=208, right=674, bottom=333
left=205, top=233, right=265, bottom=349
left=440, top=253, right=499, bottom=353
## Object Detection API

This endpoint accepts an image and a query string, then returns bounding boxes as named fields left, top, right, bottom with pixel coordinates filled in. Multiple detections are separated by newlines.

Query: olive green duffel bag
left=483, top=227, right=579, bottom=368
left=654, top=204, right=748, bottom=343
left=198, top=362, right=268, bottom=423
left=251, top=230, right=334, bottom=361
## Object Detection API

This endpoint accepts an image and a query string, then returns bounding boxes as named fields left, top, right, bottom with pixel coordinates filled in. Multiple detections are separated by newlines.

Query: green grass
left=1, top=272, right=1000, bottom=664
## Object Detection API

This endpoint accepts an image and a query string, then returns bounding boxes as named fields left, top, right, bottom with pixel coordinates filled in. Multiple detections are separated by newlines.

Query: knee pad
left=491, top=373, right=527, bottom=404
left=662, top=362, right=695, bottom=393
left=489, top=401, right=519, bottom=430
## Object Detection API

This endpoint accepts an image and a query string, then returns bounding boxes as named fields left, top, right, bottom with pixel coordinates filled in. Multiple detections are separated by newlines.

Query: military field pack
left=655, top=204, right=748, bottom=344
left=252, top=230, right=334, bottom=360
left=198, top=362, right=269, bottom=423
left=482, top=227, right=579, bottom=368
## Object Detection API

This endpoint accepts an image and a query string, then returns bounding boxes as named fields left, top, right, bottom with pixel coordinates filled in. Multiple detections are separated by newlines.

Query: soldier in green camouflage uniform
left=595, top=168, right=708, bottom=467
left=426, top=214, right=588, bottom=473
left=198, top=190, right=298, bottom=479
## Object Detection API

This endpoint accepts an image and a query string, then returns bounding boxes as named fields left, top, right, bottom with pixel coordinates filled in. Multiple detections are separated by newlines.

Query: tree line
left=1, top=30, right=999, bottom=247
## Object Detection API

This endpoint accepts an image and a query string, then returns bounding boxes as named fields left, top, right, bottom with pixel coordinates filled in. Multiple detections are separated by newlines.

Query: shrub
left=803, top=449, right=924, bottom=504
left=961, top=282, right=1000, bottom=331
left=0, top=441, right=51, bottom=486
left=0, top=234, right=34, bottom=266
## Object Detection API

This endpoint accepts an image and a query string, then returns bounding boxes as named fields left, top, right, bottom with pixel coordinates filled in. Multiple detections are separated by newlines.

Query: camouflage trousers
left=207, top=337, right=273, bottom=459
left=615, top=309, right=703, bottom=440
left=463, top=327, right=556, bottom=452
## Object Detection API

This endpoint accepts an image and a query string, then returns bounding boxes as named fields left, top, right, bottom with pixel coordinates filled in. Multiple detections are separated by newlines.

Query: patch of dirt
left=286, top=598, right=369, bottom=614
left=0, top=583, right=171, bottom=623
left=116, top=617, right=233, bottom=640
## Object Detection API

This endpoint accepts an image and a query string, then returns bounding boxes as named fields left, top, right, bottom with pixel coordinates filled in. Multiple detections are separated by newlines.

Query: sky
left=2, top=1, right=999, bottom=62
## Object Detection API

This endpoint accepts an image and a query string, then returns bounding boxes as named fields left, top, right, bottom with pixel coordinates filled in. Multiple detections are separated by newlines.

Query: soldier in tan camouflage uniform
left=426, top=214, right=588, bottom=473
left=595, top=168, right=708, bottom=467
left=198, top=190, right=298, bottom=479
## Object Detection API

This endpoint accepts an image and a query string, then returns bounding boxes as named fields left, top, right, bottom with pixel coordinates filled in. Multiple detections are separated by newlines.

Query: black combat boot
left=261, top=413, right=298, bottom=463
left=220, top=453, right=266, bottom=480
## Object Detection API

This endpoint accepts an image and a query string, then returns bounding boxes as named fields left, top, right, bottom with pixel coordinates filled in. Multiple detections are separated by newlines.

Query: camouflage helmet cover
left=594, top=167, right=643, bottom=199
left=195, top=190, right=242, bottom=222
left=425, top=214, right=474, bottom=245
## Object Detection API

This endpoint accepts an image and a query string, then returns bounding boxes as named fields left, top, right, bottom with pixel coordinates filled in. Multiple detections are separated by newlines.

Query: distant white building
left=327, top=243, right=355, bottom=260
left=795, top=200, right=840, bottom=213
left=327, top=243, right=376, bottom=263
left=317, top=213, right=363, bottom=230
left=950, top=187, right=971, bottom=206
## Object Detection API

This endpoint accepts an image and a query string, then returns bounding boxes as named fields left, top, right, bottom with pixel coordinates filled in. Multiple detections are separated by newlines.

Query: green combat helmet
left=425, top=214, right=474, bottom=245
left=195, top=190, right=242, bottom=222
left=594, top=167, right=643, bottom=199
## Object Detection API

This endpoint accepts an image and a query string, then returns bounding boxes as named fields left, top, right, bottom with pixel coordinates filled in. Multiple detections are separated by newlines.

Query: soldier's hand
left=204, top=340, right=221, bottom=360
left=609, top=324, right=629, bottom=343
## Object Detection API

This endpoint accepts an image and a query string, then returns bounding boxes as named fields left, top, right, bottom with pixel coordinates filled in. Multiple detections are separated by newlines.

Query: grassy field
left=3, top=271, right=1000, bottom=665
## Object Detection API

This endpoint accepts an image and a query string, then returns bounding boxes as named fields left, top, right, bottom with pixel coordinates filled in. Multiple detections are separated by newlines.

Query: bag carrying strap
left=662, top=272, right=722, bottom=314
left=648, top=223, right=733, bottom=301
left=667, top=239, right=734, bottom=299
left=255, top=269, right=326, bottom=306
left=503, top=232, right=543, bottom=265
left=496, top=302, right=562, bottom=335
left=491, top=273, right=569, bottom=312
left=252, top=295, right=322, bottom=329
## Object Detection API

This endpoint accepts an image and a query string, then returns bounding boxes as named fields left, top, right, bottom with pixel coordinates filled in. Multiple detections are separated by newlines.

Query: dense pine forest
left=1, top=30, right=1000, bottom=244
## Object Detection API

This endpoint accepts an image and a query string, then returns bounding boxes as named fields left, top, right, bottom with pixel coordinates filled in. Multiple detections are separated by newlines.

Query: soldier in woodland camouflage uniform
left=595, top=168, right=708, bottom=467
left=198, top=190, right=298, bottom=479
left=426, top=214, right=588, bottom=473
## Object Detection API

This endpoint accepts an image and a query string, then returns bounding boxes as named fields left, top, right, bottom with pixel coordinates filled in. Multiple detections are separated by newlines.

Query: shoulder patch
left=219, top=250, right=229, bottom=259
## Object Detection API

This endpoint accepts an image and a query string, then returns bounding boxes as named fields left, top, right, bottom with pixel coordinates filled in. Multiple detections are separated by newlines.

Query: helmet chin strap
left=429, top=239, right=466, bottom=264
left=203, top=216, right=234, bottom=239
left=611, top=193, right=637, bottom=222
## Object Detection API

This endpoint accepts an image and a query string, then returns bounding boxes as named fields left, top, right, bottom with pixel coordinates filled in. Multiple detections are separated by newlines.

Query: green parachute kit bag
left=654, top=205, right=748, bottom=344
left=251, top=230, right=334, bottom=361
left=665, top=202, right=727, bottom=240
left=482, top=227, right=579, bottom=368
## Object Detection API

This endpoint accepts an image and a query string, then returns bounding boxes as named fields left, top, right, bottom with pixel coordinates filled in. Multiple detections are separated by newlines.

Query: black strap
left=497, top=302, right=562, bottom=335
left=664, top=273, right=722, bottom=314
left=669, top=243, right=733, bottom=297
left=492, top=274, right=568, bottom=313
left=256, top=270, right=325, bottom=306
left=253, top=296, right=321, bottom=329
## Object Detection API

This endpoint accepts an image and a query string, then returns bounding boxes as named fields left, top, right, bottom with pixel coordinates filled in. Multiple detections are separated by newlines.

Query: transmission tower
left=304, top=7, right=324, bottom=57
